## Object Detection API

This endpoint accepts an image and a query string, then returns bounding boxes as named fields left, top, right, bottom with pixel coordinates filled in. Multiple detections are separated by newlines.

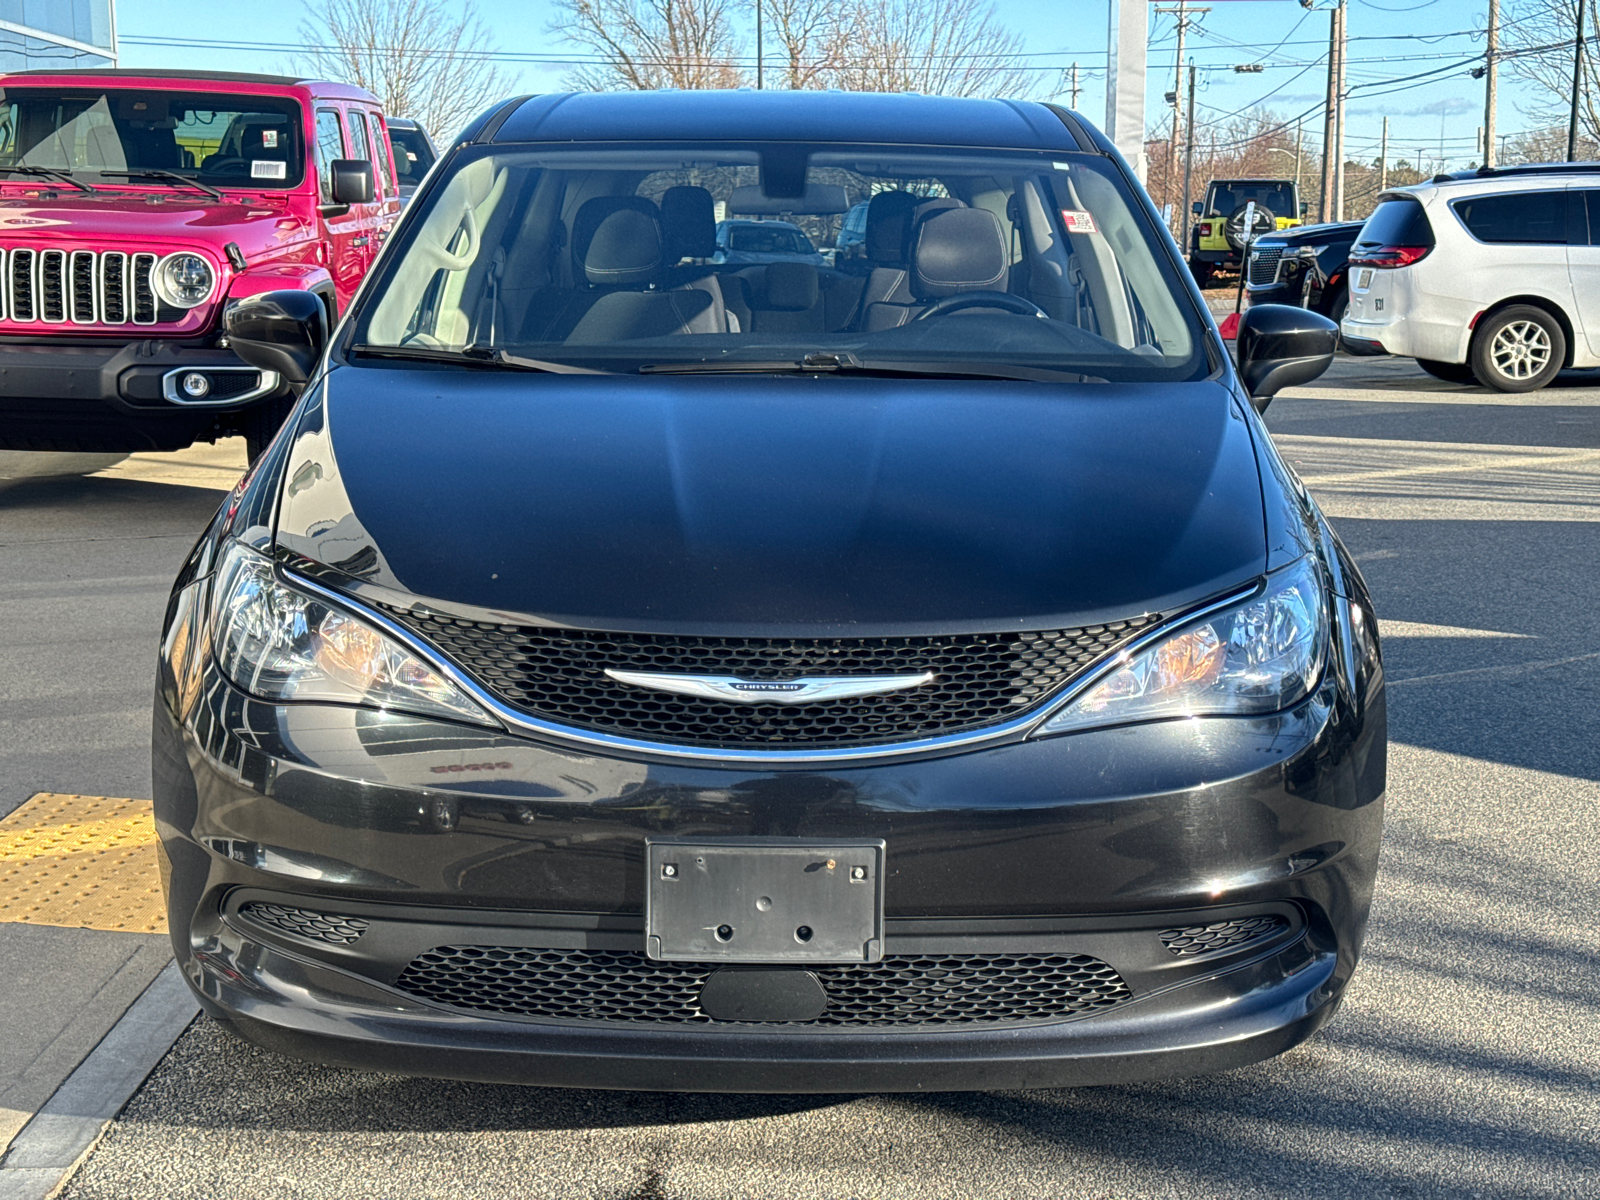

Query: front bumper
left=154, top=590, right=1387, bottom=1090
left=0, top=339, right=284, bottom=451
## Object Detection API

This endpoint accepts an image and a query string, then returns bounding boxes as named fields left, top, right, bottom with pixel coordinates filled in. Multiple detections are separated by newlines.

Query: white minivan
left=1340, top=165, right=1600, bottom=392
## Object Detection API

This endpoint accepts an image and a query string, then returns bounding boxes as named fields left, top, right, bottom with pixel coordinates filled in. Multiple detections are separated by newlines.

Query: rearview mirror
left=330, top=159, right=375, bottom=206
left=1234, top=304, right=1338, bottom=413
left=225, top=291, right=328, bottom=385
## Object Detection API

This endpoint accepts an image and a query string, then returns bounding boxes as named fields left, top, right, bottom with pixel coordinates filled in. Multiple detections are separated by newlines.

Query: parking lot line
left=0, top=796, right=165, bottom=934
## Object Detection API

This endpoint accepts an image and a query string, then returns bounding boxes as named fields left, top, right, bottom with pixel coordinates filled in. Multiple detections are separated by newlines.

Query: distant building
left=1, top=1, right=118, bottom=73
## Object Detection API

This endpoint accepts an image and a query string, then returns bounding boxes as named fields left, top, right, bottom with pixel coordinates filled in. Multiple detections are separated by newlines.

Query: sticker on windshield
left=262, top=130, right=279, bottom=149
left=1061, top=209, right=1098, bottom=234
left=251, top=160, right=287, bottom=180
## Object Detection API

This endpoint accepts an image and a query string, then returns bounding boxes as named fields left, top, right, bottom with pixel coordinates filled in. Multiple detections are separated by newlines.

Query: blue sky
left=116, top=0, right=1528, bottom=170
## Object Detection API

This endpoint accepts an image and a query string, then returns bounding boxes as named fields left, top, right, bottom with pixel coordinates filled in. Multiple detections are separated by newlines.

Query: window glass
left=1355, top=197, right=1435, bottom=248
left=388, top=125, right=436, bottom=185
left=358, top=143, right=1205, bottom=383
left=1207, top=182, right=1294, bottom=218
left=315, top=108, right=345, bottom=202
left=367, top=113, right=394, bottom=194
left=1452, top=190, right=1567, bottom=244
left=0, top=87, right=305, bottom=188
left=344, top=109, right=372, bottom=163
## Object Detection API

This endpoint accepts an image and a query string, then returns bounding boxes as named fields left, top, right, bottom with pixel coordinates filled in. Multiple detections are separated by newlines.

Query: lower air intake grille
left=382, top=612, right=1162, bottom=750
left=393, top=947, right=1133, bottom=1027
left=239, top=902, right=369, bottom=945
left=1159, top=915, right=1288, bottom=958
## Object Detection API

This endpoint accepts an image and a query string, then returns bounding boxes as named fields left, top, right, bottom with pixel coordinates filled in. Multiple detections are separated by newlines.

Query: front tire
left=1416, top=358, right=1476, bottom=383
left=1470, top=305, right=1565, bottom=392
left=1191, top=260, right=1214, bottom=289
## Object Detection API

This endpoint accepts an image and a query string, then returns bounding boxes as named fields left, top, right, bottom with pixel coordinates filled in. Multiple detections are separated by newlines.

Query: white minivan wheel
left=1470, top=305, right=1565, bottom=393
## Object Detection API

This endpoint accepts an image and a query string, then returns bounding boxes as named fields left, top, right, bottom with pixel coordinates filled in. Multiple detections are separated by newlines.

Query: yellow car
left=1189, top=179, right=1304, bottom=287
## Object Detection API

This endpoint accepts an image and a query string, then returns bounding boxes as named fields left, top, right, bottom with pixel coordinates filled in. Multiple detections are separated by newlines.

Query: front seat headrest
left=909, top=208, right=1008, bottom=299
left=862, top=191, right=920, bottom=264
left=661, top=186, right=717, bottom=261
left=573, top=196, right=664, bottom=287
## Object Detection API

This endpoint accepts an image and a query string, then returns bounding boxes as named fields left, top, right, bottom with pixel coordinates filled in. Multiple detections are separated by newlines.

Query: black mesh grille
left=239, top=902, right=370, bottom=945
left=1248, top=247, right=1284, bottom=286
left=384, top=611, right=1161, bottom=749
left=40, top=251, right=65, bottom=321
left=1159, top=915, right=1288, bottom=958
left=393, top=947, right=1132, bottom=1027
left=132, top=255, right=157, bottom=323
left=198, top=371, right=265, bottom=400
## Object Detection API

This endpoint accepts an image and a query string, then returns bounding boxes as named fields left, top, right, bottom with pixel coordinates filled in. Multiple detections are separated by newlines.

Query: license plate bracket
left=645, top=839, right=885, bottom=963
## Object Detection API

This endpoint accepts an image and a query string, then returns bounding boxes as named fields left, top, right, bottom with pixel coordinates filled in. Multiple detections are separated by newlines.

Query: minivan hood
left=275, top=369, right=1267, bottom=634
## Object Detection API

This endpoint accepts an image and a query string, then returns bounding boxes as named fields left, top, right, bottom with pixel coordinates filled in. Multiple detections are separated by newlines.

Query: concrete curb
left=0, top=962, right=198, bottom=1200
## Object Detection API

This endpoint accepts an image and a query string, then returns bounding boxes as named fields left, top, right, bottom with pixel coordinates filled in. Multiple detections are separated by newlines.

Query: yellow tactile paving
left=0, top=794, right=166, bottom=933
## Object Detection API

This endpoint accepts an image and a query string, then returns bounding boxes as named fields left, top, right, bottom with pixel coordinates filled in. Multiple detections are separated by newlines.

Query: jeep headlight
left=154, top=252, right=215, bottom=308
left=210, top=541, right=496, bottom=726
left=1036, top=556, right=1327, bottom=736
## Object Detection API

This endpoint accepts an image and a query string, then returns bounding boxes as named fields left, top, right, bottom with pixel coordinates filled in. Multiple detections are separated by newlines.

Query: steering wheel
left=1225, top=204, right=1275, bottom=250
left=914, top=291, right=1049, bottom=321
left=200, top=157, right=249, bottom=176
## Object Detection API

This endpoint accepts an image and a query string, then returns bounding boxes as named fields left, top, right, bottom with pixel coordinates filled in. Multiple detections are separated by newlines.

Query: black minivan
left=156, top=90, right=1384, bottom=1092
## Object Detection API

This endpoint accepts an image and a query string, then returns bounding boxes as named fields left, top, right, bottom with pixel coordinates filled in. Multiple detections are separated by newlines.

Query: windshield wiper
left=0, top=165, right=97, bottom=193
left=348, top=343, right=608, bottom=374
left=640, top=351, right=1093, bottom=383
left=95, top=170, right=226, bottom=201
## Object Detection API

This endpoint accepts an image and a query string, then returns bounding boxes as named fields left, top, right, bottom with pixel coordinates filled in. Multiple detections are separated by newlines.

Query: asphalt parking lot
left=3, top=355, right=1598, bottom=1199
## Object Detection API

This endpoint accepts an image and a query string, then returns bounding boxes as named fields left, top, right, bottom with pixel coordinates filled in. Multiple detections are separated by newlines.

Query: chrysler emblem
left=603, top=669, right=936, bottom=705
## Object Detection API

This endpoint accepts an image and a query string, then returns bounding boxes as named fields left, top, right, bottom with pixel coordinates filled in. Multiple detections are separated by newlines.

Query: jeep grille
left=0, top=248, right=184, bottom=326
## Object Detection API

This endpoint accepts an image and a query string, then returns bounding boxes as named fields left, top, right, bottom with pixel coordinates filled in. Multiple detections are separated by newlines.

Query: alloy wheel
left=1489, top=320, right=1552, bottom=381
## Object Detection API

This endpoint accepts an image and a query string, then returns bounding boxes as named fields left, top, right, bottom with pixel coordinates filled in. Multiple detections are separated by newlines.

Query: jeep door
left=315, top=105, right=364, bottom=311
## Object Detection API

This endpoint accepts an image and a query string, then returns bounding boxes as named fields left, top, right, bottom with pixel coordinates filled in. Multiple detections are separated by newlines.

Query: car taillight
left=1199, top=222, right=1213, bottom=236
left=1348, top=244, right=1431, bottom=268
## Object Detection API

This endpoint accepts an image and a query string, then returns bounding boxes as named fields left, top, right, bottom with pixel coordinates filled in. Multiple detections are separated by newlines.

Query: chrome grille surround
left=0, top=246, right=191, bottom=326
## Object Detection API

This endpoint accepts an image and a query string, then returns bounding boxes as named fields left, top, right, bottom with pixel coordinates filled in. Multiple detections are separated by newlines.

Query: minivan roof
left=486, top=91, right=1092, bottom=153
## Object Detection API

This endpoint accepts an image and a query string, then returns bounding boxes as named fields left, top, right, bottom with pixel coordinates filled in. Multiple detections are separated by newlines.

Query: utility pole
left=1485, top=0, right=1499, bottom=168
left=756, top=0, right=763, bottom=89
left=1333, top=0, right=1348, bottom=220
left=1182, top=61, right=1197, bottom=255
left=1294, top=120, right=1303, bottom=197
left=1320, top=2, right=1338, bottom=221
left=1380, top=115, right=1388, bottom=192
left=1570, top=0, right=1585, bottom=161
left=1156, top=5, right=1209, bottom=233
left=1070, top=63, right=1081, bottom=109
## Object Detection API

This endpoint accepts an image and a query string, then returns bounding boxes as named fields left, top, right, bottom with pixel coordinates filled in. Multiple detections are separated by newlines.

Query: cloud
left=1408, top=97, right=1475, bottom=117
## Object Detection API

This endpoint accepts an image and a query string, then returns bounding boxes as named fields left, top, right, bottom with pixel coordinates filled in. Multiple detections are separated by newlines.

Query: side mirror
left=225, top=291, right=328, bottom=385
left=1191, top=201, right=1203, bottom=215
left=1299, top=202, right=1310, bottom=217
left=1234, top=304, right=1338, bottom=413
left=331, top=159, right=375, bottom=205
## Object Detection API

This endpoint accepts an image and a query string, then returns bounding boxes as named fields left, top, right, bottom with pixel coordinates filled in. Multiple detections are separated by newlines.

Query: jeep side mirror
left=1300, top=202, right=1310, bottom=217
left=1234, top=304, right=1338, bottom=414
left=1191, top=201, right=1203, bottom=215
left=225, top=291, right=328, bottom=385
left=331, top=159, right=375, bottom=206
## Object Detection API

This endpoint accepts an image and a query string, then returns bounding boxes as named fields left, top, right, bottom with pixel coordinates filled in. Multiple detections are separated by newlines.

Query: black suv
left=154, top=90, right=1384, bottom=1093
left=1246, top=220, right=1364, bottom=325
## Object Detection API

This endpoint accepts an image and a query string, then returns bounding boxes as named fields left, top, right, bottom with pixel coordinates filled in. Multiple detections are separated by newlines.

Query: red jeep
left=0, top=69, right=402, bottom=458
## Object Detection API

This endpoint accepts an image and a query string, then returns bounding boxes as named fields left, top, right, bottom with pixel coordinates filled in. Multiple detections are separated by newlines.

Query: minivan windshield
left=0, top=88, right=305, bottom=190
left=357, top=142, right=1206, bottom=381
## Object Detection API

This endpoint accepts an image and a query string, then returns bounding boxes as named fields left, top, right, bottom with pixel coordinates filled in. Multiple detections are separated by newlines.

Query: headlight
left=210, top=542, right=496, bottom=726
left=1036, top=556, right=1327, bottom=736
left=153, top=252, right=215, bottom=308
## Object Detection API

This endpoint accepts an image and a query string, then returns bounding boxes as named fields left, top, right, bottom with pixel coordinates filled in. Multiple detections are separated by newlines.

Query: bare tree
left=1503, top=0, right=1600, bottom=150
left=552, top=0, right=1029, bottom=97
left=821, top=0, right=1029, bottom=98
left=766, top=0, right=845, bottom=91
left=551, top=0, right=748, bottom=90
left=297, top=0, right=510, bottom=142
